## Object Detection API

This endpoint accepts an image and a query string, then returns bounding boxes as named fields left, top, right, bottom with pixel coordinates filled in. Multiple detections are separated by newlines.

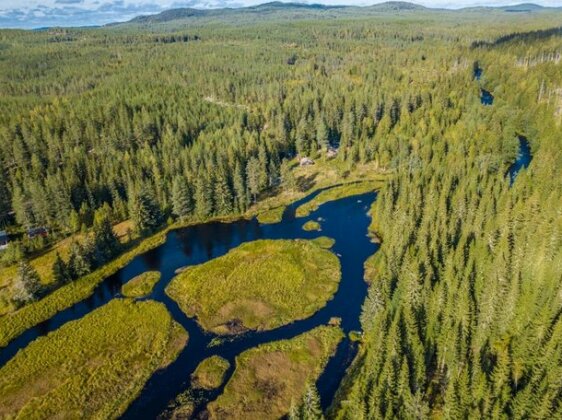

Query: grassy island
left=295, top=181, right=382, bottom=218
left=166, top=239, right=340, bottom=334
left=302, top=220, right=321, bottom=231
left=0, top=299, right=187, bottom=418
left=192, top=356, right=231, bottom=390
left=207, top=325, right=343, bottom=419
left=312, top=236, right=335, bottom=249
left=256, top=206, right=286, bottom=224
left=121, top=271, right=161, bottom=298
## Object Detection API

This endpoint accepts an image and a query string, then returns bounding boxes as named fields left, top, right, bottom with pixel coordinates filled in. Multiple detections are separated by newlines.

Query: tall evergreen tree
left=194, top=175, right=213, bottom=218
left=92, top=209, right=120, bottom=264
left=12, top=261, right=41, bottom=305
left=171, top=177, right=192, bottom=220
left=129, top=187, right=161, bottom=234
left=281, top=159, right=298, bottom=192
left=246, top=157, right=262, bottom=203
left=233, top=162, right=248, bottom=213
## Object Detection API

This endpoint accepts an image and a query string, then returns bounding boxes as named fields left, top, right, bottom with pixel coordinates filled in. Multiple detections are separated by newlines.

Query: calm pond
left=0, top=188, right=378, bottom=418
left=508, top=136, right=532, bottom=185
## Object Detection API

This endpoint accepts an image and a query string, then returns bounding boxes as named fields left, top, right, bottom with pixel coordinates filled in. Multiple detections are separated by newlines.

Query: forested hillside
left=0, top=5, right=561, bottom=418
left=335, top=24, right=562, bottom=419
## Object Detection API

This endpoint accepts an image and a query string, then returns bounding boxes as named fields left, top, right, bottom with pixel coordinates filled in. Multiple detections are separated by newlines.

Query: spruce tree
left=214, top=172, right=233, bottom=215
left=281, top=159, right=298, bottom=192
left=194, top=175, right=213, bottom=218
left=300, top=383, right=324, bottom=420
left=233, top=162, right=248, bottom=213
left=52, top=252, right=70, bottom=284
left=93, top=210, right=120, bottom=264
left=246, top=157, right=262, bottom=203
left=12, top=261, right=41, bottom=305
left=130, top=187, right=161, bottom=234
left=171, top=177, right=192, bottom=220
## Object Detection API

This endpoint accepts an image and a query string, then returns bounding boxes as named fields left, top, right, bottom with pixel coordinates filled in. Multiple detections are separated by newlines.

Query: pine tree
left=68, top=241, right=92, bottom=279
left=246, top=157, right=262, bottom=203
left=300, top=383, right=324, bottom=420
left=129, top=187, right=161, bottom=234
left=316, top=118, right=329, bottom=151
left=68, top=209, right=81, bottom=233
left=214, top=172, right=234, bottom=215
left=194, top=175, right=213, bottom=218
left=233, top=161, right=248, bottom=213
left=171, top=177, right=192, bottom=220
left=93, top=209, right=120, bottom=264
left=12, top=261, right=41, bottom=305
left=296, top=118, right=310, bottom=157
left=52, top=252, right=70, bottom=284
left=281, top=159, right=298, bottom=192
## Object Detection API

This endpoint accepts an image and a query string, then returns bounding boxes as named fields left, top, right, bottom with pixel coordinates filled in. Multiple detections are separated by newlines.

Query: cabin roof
left=27, top=227, right=48, bottom=236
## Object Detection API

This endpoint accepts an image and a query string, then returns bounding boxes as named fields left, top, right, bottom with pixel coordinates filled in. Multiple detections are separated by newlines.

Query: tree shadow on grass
left=297, top=173, right=318, bottom=192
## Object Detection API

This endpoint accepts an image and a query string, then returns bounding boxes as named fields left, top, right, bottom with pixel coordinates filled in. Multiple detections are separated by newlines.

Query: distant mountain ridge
left=123, top=1, right=557, bottom=25
left=125, top=1, right=430, bottom=25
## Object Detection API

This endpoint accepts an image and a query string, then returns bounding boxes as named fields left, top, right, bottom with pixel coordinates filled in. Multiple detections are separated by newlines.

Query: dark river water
left=480, top=88, right=494, bottom=105
left=0, top=189, right=378, bottom=419
left=475, top=69, right=531, bottom=184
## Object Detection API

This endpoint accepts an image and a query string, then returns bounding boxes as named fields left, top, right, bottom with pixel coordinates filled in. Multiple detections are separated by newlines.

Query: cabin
left=299, top=157, right=315, bottom=166
left=27, top=227, right=48, bottom=239
left=0, top=231, right=8, bottom=250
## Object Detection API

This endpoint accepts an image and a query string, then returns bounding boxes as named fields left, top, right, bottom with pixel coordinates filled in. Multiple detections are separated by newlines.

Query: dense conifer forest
left=0, top=2, right=561, bottom=418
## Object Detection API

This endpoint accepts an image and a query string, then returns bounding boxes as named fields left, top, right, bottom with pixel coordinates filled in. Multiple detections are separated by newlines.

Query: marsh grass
left=121, top=271, right=161, bottom=298
left=295, top=180, right=384, bottom=218
left=302, top=220, right=321, bottom=231
left=311, top=236, right=335, bottom=249
left=0, top=159, right=386, bottom=349
left=166, top=239, right=341, bottom=334
left=0, top=299, right=187, bottom=418
left=0, top=231, right=168, bottom=348
left=207, top=325, right=343, bottom=419
left=0, top=221, right=134, bottom=316
left=256, top=206, right=285, bottom=224
left=192, top=356, right=231, bottom=390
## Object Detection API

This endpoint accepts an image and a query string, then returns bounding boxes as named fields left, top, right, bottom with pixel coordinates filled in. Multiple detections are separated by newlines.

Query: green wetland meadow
left=0, top=1, right=561, bottom=419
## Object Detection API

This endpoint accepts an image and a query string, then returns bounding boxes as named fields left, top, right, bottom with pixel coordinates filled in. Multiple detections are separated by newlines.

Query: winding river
left=475, top=68, right=532, bottom=182
left=0, top=65, right=535, bottom=419
left=0, top=188, right=379, bottom=418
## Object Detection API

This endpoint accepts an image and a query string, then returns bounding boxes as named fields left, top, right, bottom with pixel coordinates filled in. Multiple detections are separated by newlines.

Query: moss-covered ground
left=0, top=299, right=187, bottom=418
left=206, top=325, right=343, bottom=419
left=256, top=206, right=285, bottom=224
left=295, top=180, right=383, bottom=218
left=311, top=236, right=335, bottom=249
left=121, top=271, right=161, bottom=298
left=303, top=220, right=321, bottom=231
left=192, top=356, right=231, bottom=390
left=166, top=239, right=340, bottom=334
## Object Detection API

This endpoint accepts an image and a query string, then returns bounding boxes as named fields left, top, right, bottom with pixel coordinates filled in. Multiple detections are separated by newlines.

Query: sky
left=0, top=0, right=560, bottom=29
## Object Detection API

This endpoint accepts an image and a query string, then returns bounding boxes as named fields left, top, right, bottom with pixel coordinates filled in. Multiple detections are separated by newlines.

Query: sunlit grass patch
left=303, top=220, right=321, bottom=231
left=256, top=206, right=285, bottom=224
left=0, top=221, right=133, bottom=316
left=166, top=239, right=340, bottom=334
left=192, top=356, right=231, bottom=390
left=295, top=180, right=383, bottom=218
left=311, top=236, right=335, bottom=249
left=207, top=325, right=343, bottom=419
left=121, top=271, right=161, bottom=298
left=0, top=299, right=187, bottom=418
